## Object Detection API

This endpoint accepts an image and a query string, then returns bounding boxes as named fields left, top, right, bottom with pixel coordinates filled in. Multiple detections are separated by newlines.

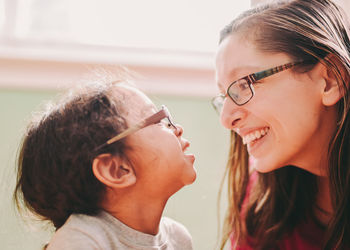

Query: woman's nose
left=220, top=100, right=247, bottom=130
left=174, top=124, right=183, bottom=137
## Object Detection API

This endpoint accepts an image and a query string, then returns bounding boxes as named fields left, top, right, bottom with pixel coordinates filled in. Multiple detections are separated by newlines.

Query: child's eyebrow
left=139, top=104, right=157, bottom=117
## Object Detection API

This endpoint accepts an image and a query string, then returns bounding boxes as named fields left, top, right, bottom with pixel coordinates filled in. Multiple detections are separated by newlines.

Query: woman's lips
left=246, top=128, right=270, bottom=153
left=242, top=127, right=270, bottom=145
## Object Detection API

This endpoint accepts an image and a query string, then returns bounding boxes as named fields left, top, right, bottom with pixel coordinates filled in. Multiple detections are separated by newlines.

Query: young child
left=14, top=79, right=196, bottom=249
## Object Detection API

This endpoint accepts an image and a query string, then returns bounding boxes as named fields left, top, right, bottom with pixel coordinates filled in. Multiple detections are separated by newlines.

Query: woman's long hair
left=218, top=0, right=350, bottom=249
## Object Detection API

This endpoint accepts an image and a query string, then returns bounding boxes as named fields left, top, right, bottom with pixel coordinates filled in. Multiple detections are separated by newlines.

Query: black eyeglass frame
left=212, top=61, right=305, bottom=112
left=94, top=105, right=176, bottom=151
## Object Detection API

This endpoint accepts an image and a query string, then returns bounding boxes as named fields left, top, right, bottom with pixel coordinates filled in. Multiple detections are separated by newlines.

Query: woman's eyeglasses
left=211, top=61, right=305, bottom=113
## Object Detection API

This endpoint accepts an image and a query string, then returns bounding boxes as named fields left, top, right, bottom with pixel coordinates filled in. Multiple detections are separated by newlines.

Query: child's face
left=117, top=86, right=197, bottom=197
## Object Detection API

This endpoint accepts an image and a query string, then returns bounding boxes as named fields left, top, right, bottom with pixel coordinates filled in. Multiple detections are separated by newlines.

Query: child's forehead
left=113, top=85, right=157, bottom=119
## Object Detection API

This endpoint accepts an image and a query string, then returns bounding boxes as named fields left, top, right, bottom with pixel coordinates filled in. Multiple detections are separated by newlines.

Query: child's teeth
left=242, top=127, right=269, bottom=145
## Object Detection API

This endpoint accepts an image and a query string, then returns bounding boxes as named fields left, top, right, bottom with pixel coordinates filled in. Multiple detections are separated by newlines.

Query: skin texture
left=92, top=85, right=196, bottom=235
left=123, top=86, right=197, bottom=196
left=215, top=34, right=339, bottom=177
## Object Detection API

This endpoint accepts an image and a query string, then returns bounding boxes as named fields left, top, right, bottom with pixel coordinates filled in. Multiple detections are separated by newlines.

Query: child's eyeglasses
left=211, top=61, right=305, bottom=113
left=94, top=105, right=176, bottom=151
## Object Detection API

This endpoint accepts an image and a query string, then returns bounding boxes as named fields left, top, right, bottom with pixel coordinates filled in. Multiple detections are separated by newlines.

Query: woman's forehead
left=216, top=35, right=293, bottom=78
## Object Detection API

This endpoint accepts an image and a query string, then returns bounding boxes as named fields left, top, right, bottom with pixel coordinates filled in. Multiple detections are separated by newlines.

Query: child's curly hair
left=14, top=81, right=131, bottom=229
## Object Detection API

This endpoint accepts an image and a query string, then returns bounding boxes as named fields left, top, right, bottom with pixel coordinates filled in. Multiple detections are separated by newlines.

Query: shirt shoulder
left=47, top=213, right=123, bottom=250
left=277, top=218, right=325, bottom=250
left=161, top=217, right=193, bottom=250
left=47, top=226, right=101, bottom=250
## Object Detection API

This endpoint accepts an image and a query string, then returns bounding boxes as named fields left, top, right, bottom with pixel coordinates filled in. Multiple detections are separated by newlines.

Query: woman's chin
left=250, top=157, right=282, bottom=173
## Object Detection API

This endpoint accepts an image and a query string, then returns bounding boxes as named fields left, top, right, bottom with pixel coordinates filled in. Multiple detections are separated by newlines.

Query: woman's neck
left=314, top=176, right=333, bottom=226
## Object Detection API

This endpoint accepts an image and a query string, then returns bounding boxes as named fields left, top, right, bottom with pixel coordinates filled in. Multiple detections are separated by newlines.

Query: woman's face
left=215, top=34, right=337, bottom=176
left=115, top=85, right=196, bottom=197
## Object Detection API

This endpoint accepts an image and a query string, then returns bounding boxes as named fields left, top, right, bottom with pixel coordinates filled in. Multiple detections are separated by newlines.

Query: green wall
left=0, top=88, right=230, bottom=250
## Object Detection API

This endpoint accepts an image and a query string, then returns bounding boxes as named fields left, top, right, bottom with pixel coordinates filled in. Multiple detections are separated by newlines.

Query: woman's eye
left=238, top=82, right=248, bottom=90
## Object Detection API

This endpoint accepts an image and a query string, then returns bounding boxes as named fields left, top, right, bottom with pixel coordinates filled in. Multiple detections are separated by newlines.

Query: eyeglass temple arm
left=252, top=61, right=305, bottom=82
left=106, top=109, right=167, bottom=145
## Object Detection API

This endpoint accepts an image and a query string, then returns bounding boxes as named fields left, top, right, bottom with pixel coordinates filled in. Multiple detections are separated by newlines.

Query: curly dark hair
left=14, top=81, right=130, bottom=229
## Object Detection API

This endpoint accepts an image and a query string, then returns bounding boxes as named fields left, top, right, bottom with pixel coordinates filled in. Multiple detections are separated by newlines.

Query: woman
left=212, top=0, right=350, bottom=249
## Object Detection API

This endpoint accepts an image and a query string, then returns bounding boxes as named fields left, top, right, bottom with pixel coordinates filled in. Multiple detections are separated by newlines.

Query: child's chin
left=184, top=168, right=197, bottom=185
left=188, top=178, right=196, bottom=185
left=186, top=170, right=197, bottom=185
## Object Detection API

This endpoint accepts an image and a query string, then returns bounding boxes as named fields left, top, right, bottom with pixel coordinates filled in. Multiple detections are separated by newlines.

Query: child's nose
left=174, top=124, right=183, bottom=137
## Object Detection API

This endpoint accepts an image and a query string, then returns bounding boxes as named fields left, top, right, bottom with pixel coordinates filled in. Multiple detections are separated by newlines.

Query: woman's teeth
left=242, top=127, right=269, bottom=145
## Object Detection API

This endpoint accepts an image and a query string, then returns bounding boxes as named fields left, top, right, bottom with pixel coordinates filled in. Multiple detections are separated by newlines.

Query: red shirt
left=231, top=172, right=325, bottom=250
left=232, top=218, right=325, bottom=250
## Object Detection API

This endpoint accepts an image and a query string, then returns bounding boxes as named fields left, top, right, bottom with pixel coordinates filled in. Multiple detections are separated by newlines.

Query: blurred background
left=0, top=0, right=349, bottom=249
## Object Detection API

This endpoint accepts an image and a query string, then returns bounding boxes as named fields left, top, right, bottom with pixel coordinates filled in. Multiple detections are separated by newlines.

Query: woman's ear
left=318, top=55, right=347, bottom=106
left=92, top=154, right=136, bottom=189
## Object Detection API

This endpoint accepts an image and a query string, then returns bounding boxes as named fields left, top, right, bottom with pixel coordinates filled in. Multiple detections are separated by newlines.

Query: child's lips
left=182, top=141, right=195, bottom=163
left=185, top=153, right=195, bottom=163
left=182, top=141, right=190, bottom=151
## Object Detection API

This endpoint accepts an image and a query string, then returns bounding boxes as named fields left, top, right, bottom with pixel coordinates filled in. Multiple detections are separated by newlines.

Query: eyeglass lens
left=228, top=79, right=253, bottom=105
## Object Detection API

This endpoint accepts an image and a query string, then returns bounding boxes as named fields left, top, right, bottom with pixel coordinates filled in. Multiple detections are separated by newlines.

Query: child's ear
left=313, top=55, right=347, bottom=106
left=92, top=154, right=136, bottom=188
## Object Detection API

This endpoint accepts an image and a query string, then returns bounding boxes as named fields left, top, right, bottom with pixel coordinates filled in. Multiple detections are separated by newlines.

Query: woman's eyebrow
left=217, top=65, right=261, bottom=90
left=229, top=65, right=261, bottom=79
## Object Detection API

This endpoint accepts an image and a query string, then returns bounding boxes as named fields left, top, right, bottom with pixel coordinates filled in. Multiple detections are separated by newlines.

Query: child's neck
left=103, top=194, right=168, bottom=235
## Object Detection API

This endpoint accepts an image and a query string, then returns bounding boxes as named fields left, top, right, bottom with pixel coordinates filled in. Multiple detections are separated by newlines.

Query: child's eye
left=159, top=120, right=173, bottom=128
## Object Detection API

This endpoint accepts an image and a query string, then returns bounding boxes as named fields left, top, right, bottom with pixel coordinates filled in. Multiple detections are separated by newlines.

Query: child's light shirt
left=47, top=211, right=193, bottom=250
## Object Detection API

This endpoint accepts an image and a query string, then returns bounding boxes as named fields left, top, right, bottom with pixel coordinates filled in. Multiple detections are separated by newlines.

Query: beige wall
left=250, top=0, right=267, bottom=6
left=334, top=0, right=350, bottom=15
